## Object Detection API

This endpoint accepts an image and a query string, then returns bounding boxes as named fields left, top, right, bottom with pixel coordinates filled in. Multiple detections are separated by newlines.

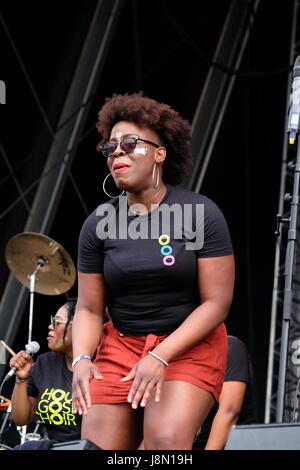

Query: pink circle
left=163, top=255, right=175, bottom=266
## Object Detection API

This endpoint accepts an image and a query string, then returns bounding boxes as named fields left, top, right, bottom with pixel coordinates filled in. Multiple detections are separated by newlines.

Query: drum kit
left=0, top=232, right=76, bottom=449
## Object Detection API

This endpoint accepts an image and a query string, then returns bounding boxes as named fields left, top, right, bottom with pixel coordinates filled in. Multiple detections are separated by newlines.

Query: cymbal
left=5, top=232, right=76, bottom=295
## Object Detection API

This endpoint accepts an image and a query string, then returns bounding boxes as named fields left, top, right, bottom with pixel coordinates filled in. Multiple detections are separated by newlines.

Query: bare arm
left=72, top=272, right=106, bottom=415
left=9, top=351, right=36, bottom=425
left=124, top=254, right=235, bottom=408
left=11, top=384, right=36, bottom=426
left=204, top=381, right=247, bottom=450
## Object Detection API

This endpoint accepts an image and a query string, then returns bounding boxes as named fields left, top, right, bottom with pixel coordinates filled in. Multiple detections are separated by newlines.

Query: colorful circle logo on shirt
left=158, top=234, right=175, bottom=266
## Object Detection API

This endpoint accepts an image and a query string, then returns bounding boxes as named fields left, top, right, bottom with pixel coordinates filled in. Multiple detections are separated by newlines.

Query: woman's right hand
left=72, top=359, right=103, bottom=416
left=9, top=351, right=33, bottom=379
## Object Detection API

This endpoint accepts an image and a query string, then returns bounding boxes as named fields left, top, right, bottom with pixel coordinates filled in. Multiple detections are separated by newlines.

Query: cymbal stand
left=17, top=425, right=27, bottom=445
left=27, top=257, right=47, bottom=343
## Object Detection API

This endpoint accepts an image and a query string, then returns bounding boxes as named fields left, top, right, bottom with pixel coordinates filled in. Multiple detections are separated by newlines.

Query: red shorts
left=89, top=321, right=228, bottom=404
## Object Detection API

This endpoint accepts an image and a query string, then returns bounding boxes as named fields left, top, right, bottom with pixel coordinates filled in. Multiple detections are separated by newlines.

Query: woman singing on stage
left=72, top=92, right=235, bottom=450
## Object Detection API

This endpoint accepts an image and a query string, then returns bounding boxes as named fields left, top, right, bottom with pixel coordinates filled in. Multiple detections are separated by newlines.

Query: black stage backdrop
left=0, top=0, right=295, bottom=427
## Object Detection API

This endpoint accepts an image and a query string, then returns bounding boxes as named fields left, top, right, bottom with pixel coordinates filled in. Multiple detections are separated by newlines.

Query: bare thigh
left=143, top=380, right=215, bottom=450
left=81, top=403, right=143, bottom=450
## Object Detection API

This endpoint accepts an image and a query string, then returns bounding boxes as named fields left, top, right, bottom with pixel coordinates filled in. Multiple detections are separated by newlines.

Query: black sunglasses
left=97, top=137, right=160, bottom=158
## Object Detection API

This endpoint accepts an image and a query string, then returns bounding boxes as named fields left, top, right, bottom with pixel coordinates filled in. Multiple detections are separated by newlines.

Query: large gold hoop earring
left=102, top=173, right=125, bottom=198
left=152, top=162, right=160, bottom=189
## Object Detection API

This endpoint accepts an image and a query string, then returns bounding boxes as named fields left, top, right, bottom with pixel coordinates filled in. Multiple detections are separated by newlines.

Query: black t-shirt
left=77, top=184, right=233, bottom=335
left=27, top=351, right=81, bottom=442
left=193, top=336, right=254, bottom=450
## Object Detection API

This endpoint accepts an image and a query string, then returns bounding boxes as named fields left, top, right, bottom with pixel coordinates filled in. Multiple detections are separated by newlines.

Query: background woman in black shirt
left=193, top=336, right=254, bottom=450
left=9, top=298, right=81, bottom=443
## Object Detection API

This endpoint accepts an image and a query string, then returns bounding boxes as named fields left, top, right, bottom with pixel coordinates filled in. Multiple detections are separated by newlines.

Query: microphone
left=5, top=341, right=40, bottom=379
left=287, top=55, right=300, bottom=144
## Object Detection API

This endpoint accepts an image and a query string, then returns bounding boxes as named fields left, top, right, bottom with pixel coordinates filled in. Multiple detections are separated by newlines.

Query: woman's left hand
left=121, top=354, right=167, bottom=408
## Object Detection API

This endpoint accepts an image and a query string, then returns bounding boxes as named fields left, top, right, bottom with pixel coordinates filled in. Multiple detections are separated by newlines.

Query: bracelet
left=148, top=351, right=169, bottom=367
left=72, top=354, right=92, bottom=368
left=15, top=377, right=29, bottom=384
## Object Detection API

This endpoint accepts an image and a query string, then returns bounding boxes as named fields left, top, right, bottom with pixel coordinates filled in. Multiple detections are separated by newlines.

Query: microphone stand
left=0, top=403, right=11, bottom=445
left=276, top=134, right=300, bottom=422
